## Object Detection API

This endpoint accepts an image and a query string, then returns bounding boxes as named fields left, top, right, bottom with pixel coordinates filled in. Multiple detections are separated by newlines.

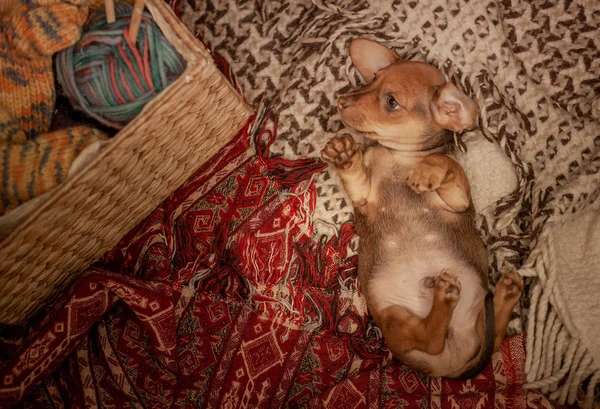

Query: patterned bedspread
left=0, top=0, right=597, bottom=407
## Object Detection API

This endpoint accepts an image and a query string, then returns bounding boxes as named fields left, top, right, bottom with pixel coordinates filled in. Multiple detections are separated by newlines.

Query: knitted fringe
left=519, top=230, right=599, bottom=408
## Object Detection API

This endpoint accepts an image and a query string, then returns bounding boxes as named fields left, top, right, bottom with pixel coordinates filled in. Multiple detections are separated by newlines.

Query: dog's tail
left=455, top=291, right=495, bottom=380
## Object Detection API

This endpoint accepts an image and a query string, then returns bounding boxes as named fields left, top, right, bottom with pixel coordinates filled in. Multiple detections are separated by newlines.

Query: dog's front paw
left=407, top=162, right=449, bottom=194
left=434, top=271, right=461, bottom=308
left=321, top=135, right=361, bottom=170
left=495, top=271, right=524, bottom=304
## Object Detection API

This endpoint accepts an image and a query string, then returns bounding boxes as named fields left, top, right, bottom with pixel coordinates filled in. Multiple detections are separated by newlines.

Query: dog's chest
left=364, top=147, right=436, bottom=218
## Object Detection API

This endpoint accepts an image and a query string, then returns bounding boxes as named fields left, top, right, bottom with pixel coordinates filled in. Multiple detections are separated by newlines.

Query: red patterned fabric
left=0, top=111, right=581, bottom=409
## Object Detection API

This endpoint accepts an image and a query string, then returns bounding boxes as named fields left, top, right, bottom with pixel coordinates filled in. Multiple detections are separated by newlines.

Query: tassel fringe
left=520, top=230, right=599, bottom=408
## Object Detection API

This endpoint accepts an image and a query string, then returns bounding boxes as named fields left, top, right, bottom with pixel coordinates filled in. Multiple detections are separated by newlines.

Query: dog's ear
left=431, top=83, right=478, bottom=132
left=349, top=38, right=398, bottom=83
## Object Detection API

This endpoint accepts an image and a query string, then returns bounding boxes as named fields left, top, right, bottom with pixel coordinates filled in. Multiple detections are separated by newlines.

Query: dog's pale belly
left=356, top=195, right=487, bottom=376
left=367, top=248, right=485, bottom=328
left=355, top=149, right=488, bottom=334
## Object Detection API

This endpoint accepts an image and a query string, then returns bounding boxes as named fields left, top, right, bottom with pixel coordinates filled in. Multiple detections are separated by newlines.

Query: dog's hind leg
left=493, top=271, right=524, bottom=352
left=377, top=271, right=461, bottom=356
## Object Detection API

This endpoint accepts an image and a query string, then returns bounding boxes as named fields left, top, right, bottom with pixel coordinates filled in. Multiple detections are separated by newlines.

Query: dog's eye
left=386, top=95, right=401, bottom=110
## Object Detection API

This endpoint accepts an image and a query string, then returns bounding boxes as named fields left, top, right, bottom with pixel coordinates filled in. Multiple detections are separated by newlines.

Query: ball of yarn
left=56, top=2, right=186, bottom=129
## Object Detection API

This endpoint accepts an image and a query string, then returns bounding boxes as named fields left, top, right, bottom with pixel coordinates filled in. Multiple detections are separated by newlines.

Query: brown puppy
left=321, top=39, right=524, bottom=378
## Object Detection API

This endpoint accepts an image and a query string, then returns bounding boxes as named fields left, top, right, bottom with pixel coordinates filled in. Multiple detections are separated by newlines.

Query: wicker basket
left=0, top=0, right=252, bottom=325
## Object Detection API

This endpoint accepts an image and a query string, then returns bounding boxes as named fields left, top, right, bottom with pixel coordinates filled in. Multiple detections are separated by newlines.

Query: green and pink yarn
left=56, top=2, right=185, bottom=129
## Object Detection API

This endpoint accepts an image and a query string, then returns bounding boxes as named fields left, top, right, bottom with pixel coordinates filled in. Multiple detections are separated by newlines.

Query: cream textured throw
left=522, top=201, right=600, bottom=407
left=178, top=0, right=599, bottom=405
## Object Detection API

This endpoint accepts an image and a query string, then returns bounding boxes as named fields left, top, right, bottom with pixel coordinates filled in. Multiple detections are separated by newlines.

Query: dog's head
left=338, top=39, right=478, bottom=151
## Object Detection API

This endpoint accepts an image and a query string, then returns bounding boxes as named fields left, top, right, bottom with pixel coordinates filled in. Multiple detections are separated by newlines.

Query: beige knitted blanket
left=522, top=201, right=600, bottom=407
left=177, top=0, right=599, bottom=405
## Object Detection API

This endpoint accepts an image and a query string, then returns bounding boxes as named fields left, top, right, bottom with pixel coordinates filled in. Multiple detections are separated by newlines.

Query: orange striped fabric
left=0, top=0, right=90, bottom=138
left=0, top=0, right=109, bottom=215
left=0, top=123, right=108, bottom=214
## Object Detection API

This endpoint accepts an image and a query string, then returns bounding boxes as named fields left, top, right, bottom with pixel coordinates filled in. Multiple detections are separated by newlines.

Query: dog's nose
left=338, top=97, right=352, bottom=111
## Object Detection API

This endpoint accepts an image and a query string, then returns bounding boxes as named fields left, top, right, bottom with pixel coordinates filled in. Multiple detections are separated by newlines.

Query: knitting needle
left=129, top=0, right=145, bottom=43
left=104, top=0, right=115, bottom=23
